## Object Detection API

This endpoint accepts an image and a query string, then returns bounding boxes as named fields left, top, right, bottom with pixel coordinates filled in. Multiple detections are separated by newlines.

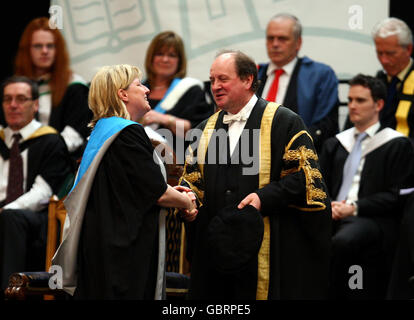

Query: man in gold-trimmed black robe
left=178, top=50, right=331, bottom=299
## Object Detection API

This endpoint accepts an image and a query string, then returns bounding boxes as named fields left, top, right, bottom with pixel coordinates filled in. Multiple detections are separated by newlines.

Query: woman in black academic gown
left=53, top=64, right=197, bottom=300
left=141, top=31, right=213, bottom=161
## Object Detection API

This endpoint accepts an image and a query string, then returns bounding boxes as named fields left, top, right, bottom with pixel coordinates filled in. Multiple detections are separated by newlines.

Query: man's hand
left=331, top=200, right=355, bottom=220
left=174, top=186, right=198, bottom=222
left=238, top=193, right=261, bottom=211
left=174, top=185, right=192, bottom=193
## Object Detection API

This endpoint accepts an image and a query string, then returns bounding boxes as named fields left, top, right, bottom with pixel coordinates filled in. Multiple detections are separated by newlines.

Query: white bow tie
left=222, top=112, right=248, bottom=124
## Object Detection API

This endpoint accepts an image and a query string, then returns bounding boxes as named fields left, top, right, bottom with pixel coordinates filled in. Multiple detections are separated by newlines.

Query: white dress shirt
left=346, top=122, right=381, bottom=214
left=261, top=57, right=297, bottom=103
left=0, top=119, right=53, bottom=211
left=226, top=94, right=258, bottom=155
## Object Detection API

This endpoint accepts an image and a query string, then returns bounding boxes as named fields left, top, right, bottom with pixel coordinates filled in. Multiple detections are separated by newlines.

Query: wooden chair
left=4, top=196, right=67, bottom=300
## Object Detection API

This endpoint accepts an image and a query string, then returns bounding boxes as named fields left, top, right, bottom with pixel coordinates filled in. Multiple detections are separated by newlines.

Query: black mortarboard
left=207, top=204, right=264, bottom=274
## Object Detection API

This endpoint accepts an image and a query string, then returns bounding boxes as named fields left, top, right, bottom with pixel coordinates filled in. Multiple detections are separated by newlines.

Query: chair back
left=45, top=195, right=67, bottom=272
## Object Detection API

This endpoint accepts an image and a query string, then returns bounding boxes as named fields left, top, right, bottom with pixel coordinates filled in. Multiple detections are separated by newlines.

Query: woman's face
left=152, top=46, right=179, bottom=79
left=30, top=30, right=56, bottom=76
left=123, top=78, right=151, bottom=121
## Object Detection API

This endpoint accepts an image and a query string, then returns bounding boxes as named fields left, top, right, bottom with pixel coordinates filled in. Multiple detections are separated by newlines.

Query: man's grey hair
left=372, top=17, right=413, bottom=47
left=268, top=13, right=302, bottom=40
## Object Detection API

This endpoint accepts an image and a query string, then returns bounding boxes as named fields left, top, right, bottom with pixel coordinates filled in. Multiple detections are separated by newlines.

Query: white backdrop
left=51, top=0, right=388, bottom=83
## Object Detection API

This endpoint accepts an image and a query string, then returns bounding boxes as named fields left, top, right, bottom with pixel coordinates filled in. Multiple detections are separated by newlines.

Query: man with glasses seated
left=0, top=76, right=71, bottom=292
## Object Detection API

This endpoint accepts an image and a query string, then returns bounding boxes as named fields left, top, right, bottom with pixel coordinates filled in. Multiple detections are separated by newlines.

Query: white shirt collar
left=227, top=94, right=258, bottom=118
left=267, top=57, right=298, bottom=77
left=4, top=119, right=42, bottom=145
left=354, top=121, right=380, bottom=139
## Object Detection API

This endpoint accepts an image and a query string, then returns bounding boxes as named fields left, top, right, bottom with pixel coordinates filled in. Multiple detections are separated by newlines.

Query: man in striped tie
left=0, top=76, right=71, bottom=292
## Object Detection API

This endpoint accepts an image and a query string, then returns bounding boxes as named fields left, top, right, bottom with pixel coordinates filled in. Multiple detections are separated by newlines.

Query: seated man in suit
left=257, top=13, right=339, bottom=152
left=372, top=17, right=414, bottom=141
left=0, top=76, right=72, bottom=291
left=320, top=74, right=414, bottom=299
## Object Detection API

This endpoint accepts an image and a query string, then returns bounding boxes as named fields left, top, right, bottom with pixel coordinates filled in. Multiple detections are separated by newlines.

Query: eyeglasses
left=3, top=95, right=33, bottom=105
left=31, top=43, right=56, bottom=51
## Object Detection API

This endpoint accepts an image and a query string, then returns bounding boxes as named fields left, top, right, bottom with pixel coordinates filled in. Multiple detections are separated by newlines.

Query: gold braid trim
left=282, top=131, right=326, bottom=211
left=178, top=145, right=205, bottom=205
left=308, top=184, right=327, bottom=200
left=197, top=111, right=220, bottom=177
left=256, top=102, right=280, bottom=300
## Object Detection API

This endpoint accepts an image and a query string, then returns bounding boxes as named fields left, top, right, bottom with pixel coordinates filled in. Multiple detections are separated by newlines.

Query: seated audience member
left=141, top=30, right=213, bottom=162
left=319, top=74, right=414, bottom=299
left=257, top=13, right=339, bottom=152
left=372, top=17, right=414, bottom=141
left=3, top=17, right=92, bottom=162
left=0, top=76, right=72, bottom=291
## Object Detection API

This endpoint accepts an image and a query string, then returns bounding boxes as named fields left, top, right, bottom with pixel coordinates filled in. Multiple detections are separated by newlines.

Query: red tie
left=266, top=69, right=284, bottom=102
left=5, top=133, right=23, bottom=204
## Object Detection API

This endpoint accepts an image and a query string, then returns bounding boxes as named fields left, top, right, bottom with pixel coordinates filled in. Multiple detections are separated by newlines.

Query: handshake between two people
left=172, top=186, right=262, bottom=223
left=173, top=185, right=198, bottom=222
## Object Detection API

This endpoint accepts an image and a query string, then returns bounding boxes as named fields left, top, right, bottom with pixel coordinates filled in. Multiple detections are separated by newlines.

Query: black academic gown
left=0, top=83, right=92, bottom=162
left=0, top=127, right=71, bottom=289
left=146, top=81, right=214, bottom=164
left=146, top=81, right=214, bottom=129
left=74, top=124, right=168, bottom=299
left=182, top=97, right=332, bottom=299
left=0, top=128, right=72, bottom=204
left=319, top=128, right=414, bottom=263
left=376, top=63, right=414, bottom=140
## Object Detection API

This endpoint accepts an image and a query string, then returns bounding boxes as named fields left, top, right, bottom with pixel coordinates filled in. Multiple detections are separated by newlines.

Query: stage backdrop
left=51, top=0, right=387, bottom=84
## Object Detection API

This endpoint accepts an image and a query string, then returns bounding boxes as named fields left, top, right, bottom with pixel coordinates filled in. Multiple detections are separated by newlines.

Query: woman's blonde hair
left=88, top=64, right=142, bottom=128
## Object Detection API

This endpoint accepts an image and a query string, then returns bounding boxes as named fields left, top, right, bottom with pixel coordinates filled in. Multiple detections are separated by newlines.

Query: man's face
left=3, top=82, right=38, bottom=131
left=348, top=85, right=382, bottom=129
left=266, top=18, right=302, bottom=67
left=374, top=35, right=413, bottom=77
left=30, top=30, right=56, bottom=75
left=209, top=53, right=253, bottom=113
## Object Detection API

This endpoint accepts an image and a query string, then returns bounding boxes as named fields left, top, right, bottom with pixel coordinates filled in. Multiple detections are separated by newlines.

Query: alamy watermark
left=48, top=264, right=63, bottom=290
left=348, top=264, right=363, bottom=290
left=348, top=5, right=363, bottom=30
left=49, top=5, right=63, bottom=30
